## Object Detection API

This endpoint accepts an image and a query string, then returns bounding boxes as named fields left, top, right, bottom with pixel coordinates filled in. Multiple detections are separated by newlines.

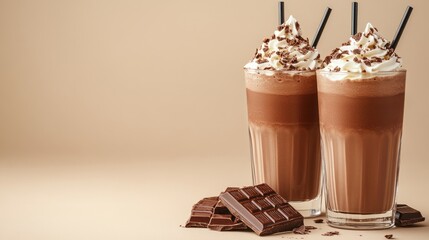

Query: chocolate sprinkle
left=352, top=32, right=362, bottom=41
left=342, top=40, right=351, bottom=46
left=352, top=49, right=362, bottom=54
left=284, top=25, right=290, bottom=33
left=295, top=21, right=300, bottom=30
left=256, top=59, right=268, bottom=64
left=262, top=46, right=269, bottom=52
left=372, top=57, right=383, bottom=63
left=385, top=234, right=394, bottom=239
left=323, top=56, right=332, bottom=65
left=363, top=60, right=372, bottom=66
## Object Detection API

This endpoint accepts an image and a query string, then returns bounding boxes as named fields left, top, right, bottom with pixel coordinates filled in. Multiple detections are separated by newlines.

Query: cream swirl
left=323, top=23, right=402, bottom=78
left=244, top=15, right=321, bottom=71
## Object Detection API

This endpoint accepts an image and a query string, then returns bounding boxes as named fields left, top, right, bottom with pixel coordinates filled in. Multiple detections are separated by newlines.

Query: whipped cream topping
left=244, top=16, right=321, bottom=71
left=323, top=23, right=402, bottom=78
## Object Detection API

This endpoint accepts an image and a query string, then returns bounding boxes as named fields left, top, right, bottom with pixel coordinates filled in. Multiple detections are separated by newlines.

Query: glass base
left=326, top=209, right=395, bottom=229
left=289, top=195, right=323, bottom=218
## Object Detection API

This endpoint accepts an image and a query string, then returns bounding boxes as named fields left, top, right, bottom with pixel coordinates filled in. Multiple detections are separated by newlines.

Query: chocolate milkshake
left=244, top=16, right=323, bottom=217
left=318, top=23, right=405, bottom=229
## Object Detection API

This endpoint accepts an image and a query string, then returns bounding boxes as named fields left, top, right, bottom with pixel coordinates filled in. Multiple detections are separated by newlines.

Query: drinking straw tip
left=351, top=2, right=358, bottom=35
left=278, top=1, right=285, bottom=25
left=311, top=7, right=332, bottom=48
left=391, top=6, right=413, bottom=50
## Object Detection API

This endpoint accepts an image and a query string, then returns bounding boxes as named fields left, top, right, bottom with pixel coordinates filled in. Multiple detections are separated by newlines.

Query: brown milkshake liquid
left=246, top=70, right=321, bottom=201
left=317, top=71, right=406, bottom=214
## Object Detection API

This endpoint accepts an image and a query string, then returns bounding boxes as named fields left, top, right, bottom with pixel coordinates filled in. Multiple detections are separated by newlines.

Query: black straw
left=352, top=2, right=358, bottom=35
left=391, top=6, right=413, bottom=50
left=311, top=7, right=332, bottom=48
left=279, top=1, right=285, bottom=25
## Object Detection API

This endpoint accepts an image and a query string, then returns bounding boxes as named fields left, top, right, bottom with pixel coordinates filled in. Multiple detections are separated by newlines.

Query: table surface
left=0, top=155, right=427, bottom=240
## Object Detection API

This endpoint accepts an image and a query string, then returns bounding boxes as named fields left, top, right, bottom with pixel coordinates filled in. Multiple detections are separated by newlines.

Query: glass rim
left=316, top=69, right=406, bottom=75
left=244, top=68, right=316, bottom=74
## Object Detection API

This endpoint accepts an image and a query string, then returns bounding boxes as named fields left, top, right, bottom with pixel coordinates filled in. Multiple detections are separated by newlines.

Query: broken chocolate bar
left=185, top=197, right=218, bottom=228
left=219, top=183, right=304, bottom=236
left=208, top=199, right=248, bottom=231
left=185, top=195, right=247, bottom=231
left=395, top=204, right=425, bottom=227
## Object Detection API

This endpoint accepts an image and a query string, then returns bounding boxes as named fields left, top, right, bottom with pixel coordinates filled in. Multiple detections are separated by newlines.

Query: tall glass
left=317, top=70, right=406, bottom=229
left=245, top=69, right=323, bottom=217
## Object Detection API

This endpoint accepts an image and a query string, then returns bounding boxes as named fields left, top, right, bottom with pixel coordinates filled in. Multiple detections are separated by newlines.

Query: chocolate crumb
left=385, top=234, right=394, bottom=239
left=353, top=57, right=360, bottom=63
left=333, top=66, right=341, bottom=72
left=263, top=38, right=270, bottom=44
left=277, top=25, right=284, bottom=31
left=314, top=219, right=324, bottom=223
left=293, top=225, right=317, bottom=235
left=295, top=21, right=300, bottom=30
left=293, top=225, right=306, bottom=235
left=322, top=231, right=339, bottom=236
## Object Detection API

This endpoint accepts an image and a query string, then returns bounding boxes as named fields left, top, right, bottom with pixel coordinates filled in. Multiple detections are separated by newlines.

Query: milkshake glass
left=244, top=16, right=323, bottom=217
left=318, top=23, right=405, bottom=229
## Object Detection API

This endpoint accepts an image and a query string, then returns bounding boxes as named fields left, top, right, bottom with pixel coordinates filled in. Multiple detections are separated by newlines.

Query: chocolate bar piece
left=185, top=197, right=218, bottom=228
left=185, top=196, right=247, bottom=231
left=219, top=183, right=304, bottom=236
left=208, top=200, right=248, bottom=231
left=395, top=204, right=425, bottom=226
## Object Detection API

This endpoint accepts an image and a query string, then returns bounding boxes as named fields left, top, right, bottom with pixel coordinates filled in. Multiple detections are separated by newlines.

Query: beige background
left=0, top=0, right=428, bottom=239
